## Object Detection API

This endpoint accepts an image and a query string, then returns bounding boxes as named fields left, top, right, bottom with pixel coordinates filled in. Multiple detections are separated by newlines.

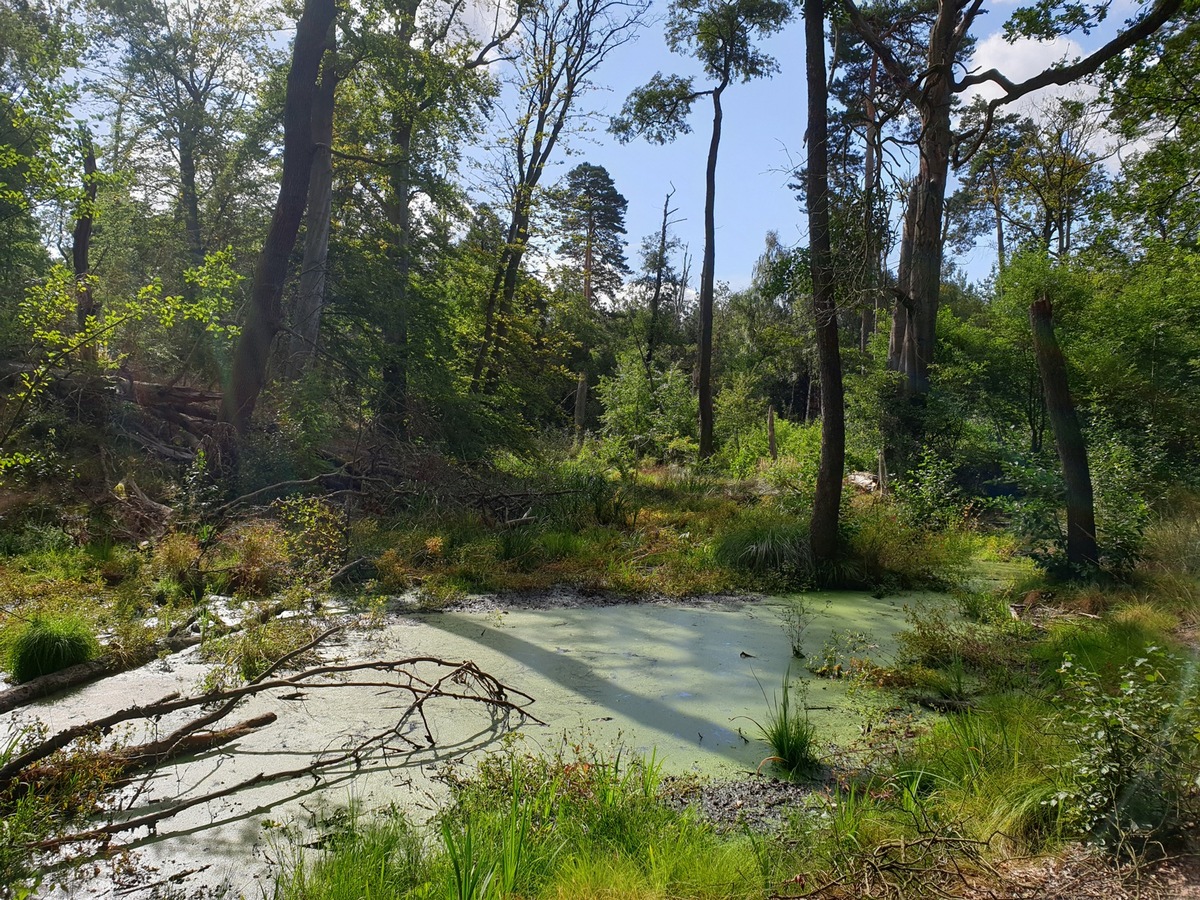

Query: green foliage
left=892, top=696, right=1072, bottom=848
left=1053, top=647, right=1200, bottom=840
left=6, top=614, right=100, bottom=682
left=844, top=498, right=973, bottom=588
left=714, top=517, right=810, bottom=578
left=892, top=449, right=963, bottom=531
left=217, top=522, right=291, bottom=597
left=597, top=351, right=698, bottom=464
left=273, top=807, right=427, bottom=900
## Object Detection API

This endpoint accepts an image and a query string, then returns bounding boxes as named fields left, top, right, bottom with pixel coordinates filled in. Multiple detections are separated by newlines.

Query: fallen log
left=0, top=601, right=293, bottom=715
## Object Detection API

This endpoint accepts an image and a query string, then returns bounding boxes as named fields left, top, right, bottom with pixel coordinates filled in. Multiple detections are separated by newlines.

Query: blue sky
left=513, top=0, right=1140, bottom=292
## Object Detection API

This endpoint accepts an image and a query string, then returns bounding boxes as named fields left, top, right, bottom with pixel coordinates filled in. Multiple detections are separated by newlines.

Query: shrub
left=220, top=522, right=291, bottom=597
left=1054, top=646, right=1200, bottom=841
left=845, top=498, right=972, bottom=587
left=892, top=449, right=963, bottom=531
left=7, top=615, right=101, bottom=683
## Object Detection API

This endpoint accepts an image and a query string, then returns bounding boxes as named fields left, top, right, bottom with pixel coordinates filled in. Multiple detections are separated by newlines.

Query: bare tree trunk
left=573, top=372, right=587, bottom=450
left=644, top=188, right=675, bottom=387
left=767, top=404, right=777, bottom=461
left=72, top=133, right=98, bottom=362
left=224, top=0, right=337, bottom=433
left=288, top=27, right=338, bottom=378
left=698, top=82, right=727, bottom=460
left=177, top=121, right=206, bottom=269
left=1029, top=294, right=1098, bottom=570
left=380, top=112, right=417, bottom=437
left=806, top=0, right=845, bottom=569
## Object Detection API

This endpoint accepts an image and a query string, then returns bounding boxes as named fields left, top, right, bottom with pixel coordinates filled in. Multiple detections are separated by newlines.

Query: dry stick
left=114, top=712, right=280, bottom=775
left=0, top=655, right=538, bottom=786
left=35, top=660, right=540, bottom=851
left=213, top=470, right=350, bottom=515
left=120, top=625, right=344, bottom=774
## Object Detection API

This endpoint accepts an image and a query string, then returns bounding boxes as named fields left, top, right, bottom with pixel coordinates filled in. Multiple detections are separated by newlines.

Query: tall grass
left=275, top=744, right=777, bottom=900
left=753, top=671, right=818, bottom=778
left=5, top=615, right=100, bottom=682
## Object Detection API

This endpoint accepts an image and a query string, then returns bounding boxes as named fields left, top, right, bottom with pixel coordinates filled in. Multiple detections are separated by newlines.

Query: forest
left=1, top=0, right=1199, bottom=894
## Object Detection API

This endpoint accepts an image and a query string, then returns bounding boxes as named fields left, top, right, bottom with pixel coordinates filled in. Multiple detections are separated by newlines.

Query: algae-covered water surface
left=398, top=592, right=912, bottom=774
left=21, top=591, right=923, bottom=898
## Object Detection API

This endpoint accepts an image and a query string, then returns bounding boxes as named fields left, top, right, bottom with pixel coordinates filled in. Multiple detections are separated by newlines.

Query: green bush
left=1054, top=646, right=1200, bottom=841
left=7, top=615, right=101, bottom=683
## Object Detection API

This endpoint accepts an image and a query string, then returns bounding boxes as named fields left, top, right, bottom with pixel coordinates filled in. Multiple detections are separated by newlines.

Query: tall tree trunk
left=1029, top=294, right=1098, bottom=570
left=697, top=82, right=726, bottom=460
left=860, top=55, right=880, bottom=354
left=380, top=113, right=416, bottom=437
left=177, top=120, right=206, bottom=269
left=72, top=134, right=98, bottom=361
left=224, top=0, right=337, bottom=433
left=644, top=188, right=674, bottom=387
left=806, top=0, right=845, bottom=569
left=767, top=404, right=777, bottom=461
left=472, top=193, right=531, bottom=392
left=288, top=27, right=337, bottom=378
left=573, top=372, right=587, bottom=450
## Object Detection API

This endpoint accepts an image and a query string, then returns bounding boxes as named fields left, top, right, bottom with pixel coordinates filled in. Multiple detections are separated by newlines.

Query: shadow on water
left=419, top=609, right=762, bottom=767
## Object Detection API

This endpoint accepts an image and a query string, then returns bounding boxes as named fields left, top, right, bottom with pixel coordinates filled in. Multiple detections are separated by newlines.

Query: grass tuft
left=754, top=671, right=818, bottom=778
left=6, top=615, right=100, bottom=683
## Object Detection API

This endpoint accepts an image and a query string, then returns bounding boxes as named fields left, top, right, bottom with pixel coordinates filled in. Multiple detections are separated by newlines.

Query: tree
left=1102, top=3, right=1200, bottom=247
left=98, top=0, right=276, bottom=272
left=839, top=0, right=1185, bottom=401
left=805, top=0, right=844, bottom=568
left=286, top=22, right=337, bottom=377
left=330, top=0, right=515, bottom=435
left=611, top=0, right=794, bottom=458
left=224, top=0, right=337, bottom=433
left=471, top=0, right=649, bottom=393
left=550, top=163, right=631, bottom=306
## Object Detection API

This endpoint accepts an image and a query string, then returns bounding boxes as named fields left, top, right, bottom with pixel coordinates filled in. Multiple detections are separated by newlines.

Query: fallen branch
left=26, top=654, right=540, bottom=852
left=0, top=601, right=294, bottom=715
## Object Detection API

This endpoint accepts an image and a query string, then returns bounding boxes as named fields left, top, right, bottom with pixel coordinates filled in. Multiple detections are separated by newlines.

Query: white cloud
left=960, top=32, right=1130, bottom=169
left=961, top=33, right=1088, bottom=112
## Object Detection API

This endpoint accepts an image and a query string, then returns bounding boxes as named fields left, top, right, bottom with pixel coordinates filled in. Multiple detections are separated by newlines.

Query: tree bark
left=224, top=0, right=337, bottom=433
left=697, top=82, right=726, bottom=459
left=643, top=188, right=674, bottom=388
left=177, top=118, right=206, bottom=269
left=380, top=112, right=416, bottom=437
left=288, top=26, right=338, bottom=378
left=806, top=0, right=845, bottom=569
left=72, top=134, right=98, bottom=362
left=573, top=371, right=587, bottom=450
left=1029, top=294, right=1098, bottom=570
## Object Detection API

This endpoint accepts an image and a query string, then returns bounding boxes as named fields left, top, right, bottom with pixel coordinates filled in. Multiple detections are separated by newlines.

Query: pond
left=16, top=590, right=928, bottom=899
